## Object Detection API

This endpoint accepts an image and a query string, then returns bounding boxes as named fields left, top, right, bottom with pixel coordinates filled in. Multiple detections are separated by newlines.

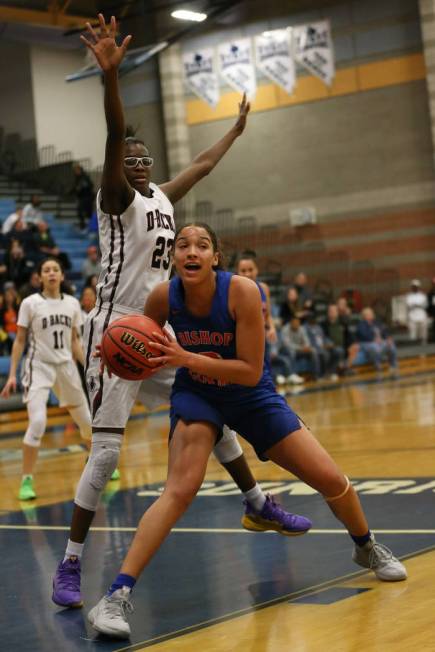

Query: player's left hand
left=148, top=329, right=191, bottom=368
left=233, top=93, right=251, bottom=136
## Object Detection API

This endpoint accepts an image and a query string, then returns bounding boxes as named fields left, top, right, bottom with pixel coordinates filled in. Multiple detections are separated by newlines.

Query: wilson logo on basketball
left=120, top=331, right=154, bottom=359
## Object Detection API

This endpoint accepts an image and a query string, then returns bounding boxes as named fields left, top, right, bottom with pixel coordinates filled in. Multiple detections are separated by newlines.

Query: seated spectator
left=80, top=286, right=96, bottom=320
left=19, top=270, right=41, bottom=299
left=88, top=203, right=99, bottom=243
left=406, top=279, right=428, bottom=345
left=427, top=277, right=435, bottom=341
left=356, top=307, right=398, bottom=375
left=280, top=316, right=321, bottom=380
left=0, top=283, right=20, bottom=353
left=84, top=274, right=98, bottom=292
left=6, top=218, right=38, bottom=260
left=304, top=312, right=343, bottom=380
left=2, top=207, right=24, bottom=235
left=22, top=195, right=44, bottom=227
left=34, top=221, right=71, bottom=270
left=0, top=292, right=8, bottom=354
left=81, top=245, right=101, bottom=281
left=322, top=303, right=357, bottom=372
left=280, top=287, right=308, bottom=325
left=293, top=272, right=313, bottom=310
left=4, top=240, right=34, bottom=288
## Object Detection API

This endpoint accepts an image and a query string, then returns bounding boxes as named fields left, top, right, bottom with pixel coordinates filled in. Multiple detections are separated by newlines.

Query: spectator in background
left=406, top=280, right=429, bottom=346
left=0, top=283, right=20, bottom=353
left=356, top=307, right=398, bottom=376
left=427, top=277, right=435, bottom=341
left=2, top=207, right=24, bottom=235
left=19, top=270, right=41, bottom=299
left=322, top=303, right=357, bottom=372
left=81, top=245, right=101, bottom=281
left=280, top=287, right=308, bottom=325
left=22, top=195, right=44, bottom=228
left=34, top=221, right=71, bottom=270
left=4, top=240, right=34, bottom=288
left=84, top=274, right=98, bottom=293
left=80, top=286, right=96, bottom=321
left=72, top=164, right=95, bottom=231
left=280, top=316, right=321, bottom=380
left=293, top=272, right=313, bottom=310
left=304, top=312, right=342, bottom=380
left=6, top=217, right=37, bottom=260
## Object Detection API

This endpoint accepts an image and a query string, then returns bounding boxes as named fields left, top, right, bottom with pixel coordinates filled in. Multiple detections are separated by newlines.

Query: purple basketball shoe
left=52, top=557, right=83, bottom=608
left=242, top=495, right=312, bottom=536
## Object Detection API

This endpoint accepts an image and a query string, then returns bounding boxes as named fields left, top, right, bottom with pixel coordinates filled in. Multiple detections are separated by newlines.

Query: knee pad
left=23, top=401, right=47, bottom=448
left=69, top=402, right=92, bottom=441
left=324, top=476, right=350, bottom=503
left=213, top=426, right=243, bottom=464
left=74, top=432, right=122, bottom=511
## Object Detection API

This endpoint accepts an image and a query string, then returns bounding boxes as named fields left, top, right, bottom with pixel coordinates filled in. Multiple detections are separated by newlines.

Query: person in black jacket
left=71, top=164, right=95, bottom=230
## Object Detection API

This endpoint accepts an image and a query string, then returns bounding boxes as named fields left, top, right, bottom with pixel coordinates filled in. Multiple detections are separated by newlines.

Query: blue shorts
left=170, top=383, right=301, bottom=460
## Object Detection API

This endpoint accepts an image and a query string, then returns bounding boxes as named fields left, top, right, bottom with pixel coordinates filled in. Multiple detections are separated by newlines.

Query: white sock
left=244, top=484, right=266, bottom=513
left=64, top=539, right=84, bottom=562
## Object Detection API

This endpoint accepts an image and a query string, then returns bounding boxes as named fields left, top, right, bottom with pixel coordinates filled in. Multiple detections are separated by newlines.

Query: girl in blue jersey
left=87, top=223, right=407, bottom=639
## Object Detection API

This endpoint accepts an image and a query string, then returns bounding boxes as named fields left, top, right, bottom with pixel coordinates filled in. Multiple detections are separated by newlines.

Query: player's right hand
left=1, top=376, right=16, bottom=399
left=81, top=14, right=132, bottom=72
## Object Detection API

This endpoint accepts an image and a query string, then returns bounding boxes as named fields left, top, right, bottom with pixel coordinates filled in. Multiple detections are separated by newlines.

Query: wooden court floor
left=2, top=358, right=435, bottom=651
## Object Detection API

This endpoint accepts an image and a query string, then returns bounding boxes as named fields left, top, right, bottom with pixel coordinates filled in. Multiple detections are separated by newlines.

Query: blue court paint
left=289, top=586, right=371, bottom=605
left=0, top=479, right=433, bottom=651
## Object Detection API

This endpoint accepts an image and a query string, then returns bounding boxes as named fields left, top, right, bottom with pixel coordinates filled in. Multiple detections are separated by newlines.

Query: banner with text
left=255, top=29, right=295, bottom=95
left=183, top=49, right=220, bottom=108
left=218, top=38, right=257, bottom=99
left=293, top=20, right=335, bottom=86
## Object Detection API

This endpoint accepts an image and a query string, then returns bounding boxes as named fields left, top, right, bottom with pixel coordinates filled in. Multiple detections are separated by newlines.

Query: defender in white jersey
left=1, top=258, right=91, bottom=501
left=52, top=14, right=306, bottom=610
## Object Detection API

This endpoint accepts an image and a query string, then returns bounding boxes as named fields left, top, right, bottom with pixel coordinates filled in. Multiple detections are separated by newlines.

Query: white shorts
left=21, top=357, right=87, bottom=407
left=84, top=306, right=175, bottom=429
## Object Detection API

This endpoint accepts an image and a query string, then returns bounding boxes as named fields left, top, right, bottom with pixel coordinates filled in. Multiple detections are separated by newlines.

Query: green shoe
left=110, top=468, right=120, bottom=481
left=19, top=477, right=36, bottom=501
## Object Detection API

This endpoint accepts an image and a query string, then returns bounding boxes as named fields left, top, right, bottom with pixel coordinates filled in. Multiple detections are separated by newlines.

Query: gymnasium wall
left=0, top=41, right=36, bottom=141
left=173, top=0, right=435, bottom=299
left=29, top=46, right=106, bottom=168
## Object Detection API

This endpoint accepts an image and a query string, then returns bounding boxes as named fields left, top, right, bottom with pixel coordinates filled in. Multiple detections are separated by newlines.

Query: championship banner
left=183, top=49, right=220, bottom=108
left=255, top=29, right=295, bottom=95
left=218, top=38, right=256, bottom=99
left=293, top=20, right=335, bottom=86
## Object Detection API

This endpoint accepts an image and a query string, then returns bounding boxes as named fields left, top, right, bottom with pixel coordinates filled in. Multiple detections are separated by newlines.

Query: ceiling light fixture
left=171, top=9, right=207, bottom=22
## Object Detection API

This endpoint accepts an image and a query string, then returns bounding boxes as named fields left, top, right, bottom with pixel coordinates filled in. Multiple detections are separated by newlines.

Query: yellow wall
left=186, top=53, right=426, bottom=125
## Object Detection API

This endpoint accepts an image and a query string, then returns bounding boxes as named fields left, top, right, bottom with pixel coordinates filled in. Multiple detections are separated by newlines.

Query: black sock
left=350, top=530, right=371, bottom=547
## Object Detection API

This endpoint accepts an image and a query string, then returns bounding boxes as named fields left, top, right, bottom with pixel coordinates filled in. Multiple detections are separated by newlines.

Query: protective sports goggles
left=124, top=156, right=154, bottom=168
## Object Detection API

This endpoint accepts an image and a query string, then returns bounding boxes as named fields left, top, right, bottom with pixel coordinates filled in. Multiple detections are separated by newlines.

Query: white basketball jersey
left=17, top=293, right=83, bottom=364
left=96, top=184, right=175, bottom=313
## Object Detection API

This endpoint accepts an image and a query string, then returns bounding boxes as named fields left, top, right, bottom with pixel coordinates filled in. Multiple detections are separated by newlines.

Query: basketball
left=101, top=315, right=165, bottom=380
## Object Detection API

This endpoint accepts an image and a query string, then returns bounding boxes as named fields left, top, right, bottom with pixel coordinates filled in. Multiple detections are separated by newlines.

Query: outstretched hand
left=233, top=93, right=251, bottom=136
left=80, top=14, right=132, bottom=72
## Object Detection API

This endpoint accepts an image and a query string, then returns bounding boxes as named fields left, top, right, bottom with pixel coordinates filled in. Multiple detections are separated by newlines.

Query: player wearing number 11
left=1, top=257, right=92, bottom=501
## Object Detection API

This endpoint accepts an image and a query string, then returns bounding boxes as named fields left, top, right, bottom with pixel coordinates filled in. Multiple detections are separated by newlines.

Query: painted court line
left=1, top=524, right=435, bottom=534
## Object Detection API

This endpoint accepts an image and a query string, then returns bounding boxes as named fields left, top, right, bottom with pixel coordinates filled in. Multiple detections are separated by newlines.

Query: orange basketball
left=101, top=315, right=165, bottom=380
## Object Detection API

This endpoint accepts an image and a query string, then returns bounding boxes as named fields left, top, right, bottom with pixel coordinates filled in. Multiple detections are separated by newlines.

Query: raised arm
left=81, top=14, right=133, bottom=214
left=159, top=94, right=250, bottom=204
left=1, top=326, right=27, bottom=398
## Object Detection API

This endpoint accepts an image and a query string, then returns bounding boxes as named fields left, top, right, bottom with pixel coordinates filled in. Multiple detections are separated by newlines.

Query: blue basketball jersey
left=168, top=270, right=274, bottom=397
